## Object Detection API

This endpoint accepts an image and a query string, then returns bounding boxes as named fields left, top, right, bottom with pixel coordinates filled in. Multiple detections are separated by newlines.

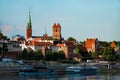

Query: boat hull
left=19, top=66, right=54, bottom=75
left=66, top=66, right=99, bottom=74
left=19, top=71, right=54, bottom=75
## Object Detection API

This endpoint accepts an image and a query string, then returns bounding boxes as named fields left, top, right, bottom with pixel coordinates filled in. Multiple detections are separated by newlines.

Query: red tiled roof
left=26, top=40, right=53, bottom=46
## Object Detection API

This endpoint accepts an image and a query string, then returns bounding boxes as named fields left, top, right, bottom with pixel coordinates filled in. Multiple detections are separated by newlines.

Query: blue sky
left=0, top=0, right=120, bottom=41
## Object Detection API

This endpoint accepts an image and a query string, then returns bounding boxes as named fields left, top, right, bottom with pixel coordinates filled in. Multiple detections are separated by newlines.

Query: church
left=21, top=12, right=75, bottom=59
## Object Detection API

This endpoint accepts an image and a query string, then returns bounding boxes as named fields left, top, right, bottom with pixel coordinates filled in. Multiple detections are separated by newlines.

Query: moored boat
left=66, top=65, right=99, bottom=74
left=19, top=66, right=54, bottom=75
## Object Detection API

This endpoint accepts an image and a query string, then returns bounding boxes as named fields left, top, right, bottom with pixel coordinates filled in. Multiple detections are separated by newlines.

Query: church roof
left=32, top=35, right=53, bottom=40
left=27, top=11, right=32, bottom=29
left=53, top=23, right=61, bottom=28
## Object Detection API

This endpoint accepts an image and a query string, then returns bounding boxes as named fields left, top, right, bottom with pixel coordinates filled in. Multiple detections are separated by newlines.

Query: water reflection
left=0, top=72, right=120, bottom=80
left=63, top=73, right=97, bottom=80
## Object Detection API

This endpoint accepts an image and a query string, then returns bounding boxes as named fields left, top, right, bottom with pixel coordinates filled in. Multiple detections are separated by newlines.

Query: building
left=22, top=12, right=76, bottom=59
left=85, top=38, right=100, bottom=53
left=0, top=40, right=22, bottom=58
left=111, top=41, right=118, bottom=52
left=26, top=12, right=32, bottom=40
left=52, top=23, right=62, bottom=40
left=23, top=12, right=61, bottom=52
left=12, top=34, right=25, bottom=42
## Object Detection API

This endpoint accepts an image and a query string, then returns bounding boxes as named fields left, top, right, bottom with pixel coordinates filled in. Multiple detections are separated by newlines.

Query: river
left=0, top=72, right=120, bottom=80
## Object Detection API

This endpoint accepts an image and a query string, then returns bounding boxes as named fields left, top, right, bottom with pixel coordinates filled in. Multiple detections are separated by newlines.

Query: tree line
left=21, top=49, right=66, bottom=61
left=67, top=37, right=120, bottom=61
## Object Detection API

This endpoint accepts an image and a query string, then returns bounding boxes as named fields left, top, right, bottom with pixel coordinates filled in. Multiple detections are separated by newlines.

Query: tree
left=99, top=41, right=110, bottom=47
left=79, top=47, right=91, bottom=61
left=67, top=37, right=76, bottom=41
left=0, top=31, right=8, bottom=40
left=21, top=49, right=28, bottom=59
left=45, top=50, right=66, bottom=61
left=102, top=47, right=116, bottom=61
left=0, top=32, right=3, bottom=37
left=26, top=50, right=35, bottom=60
left=52, top=51, right=66, bottom=61
left=45, top=50, right=53, bottom=60
left=35, top=49, right=43, bottom=60
left=58, top=51, right=66, bottom=59
left=91, top=51, right=98, bottom=59
left=75, top=45, right=79, bottom=54
left=21, top=49, right=35, bottom=60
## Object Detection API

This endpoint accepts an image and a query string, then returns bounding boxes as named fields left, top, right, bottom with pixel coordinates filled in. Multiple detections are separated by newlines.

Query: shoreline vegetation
left=1, top=60, right=120, bottom=75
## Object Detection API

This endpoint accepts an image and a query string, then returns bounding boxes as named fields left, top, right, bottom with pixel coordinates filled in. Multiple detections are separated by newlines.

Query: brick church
left=21, top=12, right=75, bottom=59
left=26, top=12, right=62, bottom=40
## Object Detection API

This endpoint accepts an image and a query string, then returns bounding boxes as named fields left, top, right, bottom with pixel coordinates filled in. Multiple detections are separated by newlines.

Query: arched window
left=56, top=29, right=57, bottom=32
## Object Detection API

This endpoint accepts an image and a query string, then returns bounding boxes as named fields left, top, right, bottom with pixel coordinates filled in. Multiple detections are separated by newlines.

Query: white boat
left=66, top=65, right=99, bottom=74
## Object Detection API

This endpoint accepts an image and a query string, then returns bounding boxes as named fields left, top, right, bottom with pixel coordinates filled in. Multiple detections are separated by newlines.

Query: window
left=56, top=29, right=57, bottom=32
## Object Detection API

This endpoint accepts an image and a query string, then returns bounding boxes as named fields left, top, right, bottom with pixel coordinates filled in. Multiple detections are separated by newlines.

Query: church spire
left=45, top=26, right=47, bottom=34
left=26, top=11, right=32, bottom=39
left=27, top=11, right=32, bottom=29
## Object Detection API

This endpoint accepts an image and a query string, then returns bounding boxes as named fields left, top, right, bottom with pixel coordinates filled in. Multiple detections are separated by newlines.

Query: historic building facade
left=26, top=12, right=32, bottom=40
left=21, top=12, right=75, bottom=59
left=52, top=23, right=61, bottom=40
left=85, top=38, right=100, bottom=53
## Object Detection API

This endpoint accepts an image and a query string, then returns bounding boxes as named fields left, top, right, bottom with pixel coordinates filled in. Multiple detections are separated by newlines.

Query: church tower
left=52, top=23, right=61, bottom=40
left=26, top=12, right=32, bottom=39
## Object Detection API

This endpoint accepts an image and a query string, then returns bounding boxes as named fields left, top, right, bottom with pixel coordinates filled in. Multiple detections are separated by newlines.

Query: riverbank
left=1, top=61, right=120, bottom=74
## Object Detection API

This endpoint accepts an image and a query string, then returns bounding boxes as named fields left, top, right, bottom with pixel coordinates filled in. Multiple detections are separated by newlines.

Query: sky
left=0, top=0, right=120, bottom=41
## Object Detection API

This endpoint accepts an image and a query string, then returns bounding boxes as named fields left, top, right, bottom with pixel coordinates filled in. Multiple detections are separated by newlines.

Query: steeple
left=27, top=11, right=32, bottom=29
left=26, top=11, right=32, bottom=39
left=45, top=26, right=47, bottom=35
left=43, top=26, right=48, bottom=37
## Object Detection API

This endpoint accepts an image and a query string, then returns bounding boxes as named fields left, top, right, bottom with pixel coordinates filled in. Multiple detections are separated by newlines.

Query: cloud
left=1, top=24, right=25, bottom=38
left=1, top=25, right=14, bottom=36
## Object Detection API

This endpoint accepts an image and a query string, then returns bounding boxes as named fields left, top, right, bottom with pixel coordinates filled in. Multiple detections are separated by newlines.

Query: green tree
left=102, top=47, right=116, bottom=61
left=79, top=48, right=91, bottom=61
left=53, top=51, right=66, bottom=60
left=52, top=52, right=58, bottom=60
left=27, top=50, right=35, bottom=60
left=21, top=49, right=36, bottom=60
left=35, top=49, right=43, bottom=60
left=99, top=41, right=110, bottom=47
left=45, top=50, right=66, bottom=61
left=45, top=50, right=53, bottom=60
left=58, top=51, right=66, bottom=59
left=21, top=49, right=28, bottom=59
left=75, top=46, right=79, bottom=54
left=91, top=51, right=98, bottom=59
left=67, top=37, right=76, bottom=41
left=0, top=31, right=7, bottom=40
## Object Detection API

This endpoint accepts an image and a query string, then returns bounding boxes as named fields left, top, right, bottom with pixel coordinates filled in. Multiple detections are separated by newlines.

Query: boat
left=66, top=65, right=99, bottom=74
left=19, top=66, right=54, bottom=75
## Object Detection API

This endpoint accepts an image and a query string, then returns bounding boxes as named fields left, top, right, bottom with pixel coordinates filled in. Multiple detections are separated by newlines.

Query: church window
left=56, top=29, right=57, bottom=32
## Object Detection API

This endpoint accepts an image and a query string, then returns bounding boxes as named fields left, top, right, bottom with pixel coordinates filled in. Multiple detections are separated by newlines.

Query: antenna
left=45, top=26, right=47, bottom=35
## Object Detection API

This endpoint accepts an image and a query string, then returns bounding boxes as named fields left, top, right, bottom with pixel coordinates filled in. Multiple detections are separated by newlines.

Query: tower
left=26, top=12, right=32, bottom=39
left=52, top=23, right=61, bottom=40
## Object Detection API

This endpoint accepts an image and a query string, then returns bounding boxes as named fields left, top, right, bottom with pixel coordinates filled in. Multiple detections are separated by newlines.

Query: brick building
left=85, top=38, right=100, bottom=53
left=22, top=12, right=75, bottom=59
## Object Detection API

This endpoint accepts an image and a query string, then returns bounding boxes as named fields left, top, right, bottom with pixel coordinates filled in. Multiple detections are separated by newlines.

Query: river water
left=0, top=72, right=120, bottom=80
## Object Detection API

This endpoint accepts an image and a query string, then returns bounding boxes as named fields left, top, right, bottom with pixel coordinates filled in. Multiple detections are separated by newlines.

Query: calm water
left=0, top=72, right=120, bottom=80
